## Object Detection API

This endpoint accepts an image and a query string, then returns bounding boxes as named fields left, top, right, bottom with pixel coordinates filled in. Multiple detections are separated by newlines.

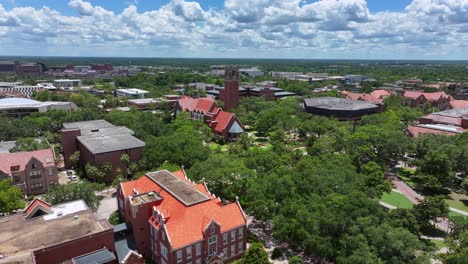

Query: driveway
left=96, top=188, right=117, bottom=220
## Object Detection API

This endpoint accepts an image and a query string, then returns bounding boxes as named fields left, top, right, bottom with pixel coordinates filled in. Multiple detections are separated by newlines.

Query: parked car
left=70, top=175, right=77, bottom=181
left=66, top=170, right=75, bottom=176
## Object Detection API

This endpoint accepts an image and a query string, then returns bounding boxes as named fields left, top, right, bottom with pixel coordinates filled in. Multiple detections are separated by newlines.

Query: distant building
left=342, top=89, right=392, bottom=111
left=0, top=84, right=52, bottom=98
left=0, top=148, right=58, bottom=196
left=303, top=97, right=379, bottom=120
left=92, top=63, right=113, bottom=72
left=454, top=83, right=468, bottom=100
left=0, top=97, right=77, bottom=117
left=117, top=169, right=247, bottom=264
left=207, top=85, right=296, bottom=101
left=402, top=91, right=451, bottom=108
left=53, top=79, right=82, bottom=89
left=116, top=88, right=149, bottom=99
left=0, top=61, right=17, bottom=75
left=127, top=98, right=171, bottom=111
left=0, top=199, right=121, bottom=264
left=177, top=96, right=244, bottom=141
left=61, top=120, right=145, bottom=181
left=239, top=67, right=263, bottom=77
left=16, top=63, right=44, bottom=77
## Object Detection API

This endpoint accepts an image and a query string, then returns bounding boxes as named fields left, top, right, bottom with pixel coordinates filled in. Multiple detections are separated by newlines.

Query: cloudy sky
left=0, top=0, right=467, bottom=59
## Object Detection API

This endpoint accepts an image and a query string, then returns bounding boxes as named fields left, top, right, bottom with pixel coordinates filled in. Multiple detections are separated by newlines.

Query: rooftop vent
left=56, top=211, right=63, bottom=216
left=148, top=192, right=155, bottom=196
left=91, top=129, right=100, bottom=132
left=74, top=215, right=79, bottom=220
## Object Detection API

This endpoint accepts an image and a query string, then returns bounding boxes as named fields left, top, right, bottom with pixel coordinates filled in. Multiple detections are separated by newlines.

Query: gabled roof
left=178, top=96, right=217, bottom=114
left=212, top=111, right=236, bottom=133
left=344, top=92, right=383, bottom=104
left=0, top=148, right=55, bottom=174
left=407, top=126, right=459, bottom=137
left=24, top=198, right=52, bottom=220
left=370, top=89, right=392, bottom=99
left=403, top=91, right=450, bottom=101
left=121, top=170, right=246, bottom=250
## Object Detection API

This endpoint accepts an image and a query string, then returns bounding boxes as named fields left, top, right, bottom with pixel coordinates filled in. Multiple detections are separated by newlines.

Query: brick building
left=0, top=148, right=58, bottom=196
left=117, top=169, right=247, bottom=264
left=61, top=120, right=145, bottom=182
left=219, top=66, right=240, bottom=110
left=0, top=199, right=119, bottom=264
left=402, top=91, right=451, bottom=108
left=177, top=96, right=244, bottom=141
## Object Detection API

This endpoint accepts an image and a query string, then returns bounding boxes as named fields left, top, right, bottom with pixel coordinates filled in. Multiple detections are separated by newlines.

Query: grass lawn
left=449, top=211, right=467, bottom=218
left=381, top=191, right=414, bottom=209
left=446, top=192, right=468, bottom=212
left=430, top=239, right=447, bottom=250
left=208, top=143, right=229, bottom=152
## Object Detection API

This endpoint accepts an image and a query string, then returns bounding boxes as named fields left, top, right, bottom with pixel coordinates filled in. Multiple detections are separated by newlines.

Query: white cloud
left=0, top=0, right=466, bottom=59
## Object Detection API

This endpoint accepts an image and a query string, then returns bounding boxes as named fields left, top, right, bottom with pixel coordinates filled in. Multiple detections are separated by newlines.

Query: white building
left=116, top=88, right=149, bottom=99
left=53, top=79, right=82, bottom=89
left=0, top=97, right=77, bottom=117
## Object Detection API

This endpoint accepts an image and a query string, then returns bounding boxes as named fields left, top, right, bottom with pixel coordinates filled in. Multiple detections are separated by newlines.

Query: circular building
left=303, top=97, right=379, bottom=120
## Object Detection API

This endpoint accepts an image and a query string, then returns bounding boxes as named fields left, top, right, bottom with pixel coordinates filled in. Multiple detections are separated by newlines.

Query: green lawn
left=446, top=192, right=468, bottom=212
left=381, top=191, right=414, bottom=209
left=430, top=239, right=447, bottom=250
left=449, top=211, right=467, bottom=218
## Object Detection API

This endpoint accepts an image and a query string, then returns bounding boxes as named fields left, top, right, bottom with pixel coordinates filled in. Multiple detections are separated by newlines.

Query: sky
left=0, top=0, right=467, bottom=60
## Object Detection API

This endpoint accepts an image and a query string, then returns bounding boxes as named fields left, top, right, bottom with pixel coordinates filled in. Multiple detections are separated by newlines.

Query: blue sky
left=0, top=0, right=466, bottom=59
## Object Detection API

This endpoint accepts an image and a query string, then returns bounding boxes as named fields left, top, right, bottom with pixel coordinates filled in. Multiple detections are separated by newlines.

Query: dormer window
left=32, top=163, right=37, bottom=169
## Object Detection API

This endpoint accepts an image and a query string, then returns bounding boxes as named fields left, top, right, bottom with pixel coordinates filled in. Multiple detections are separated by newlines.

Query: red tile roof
left=370, top=89, right=392, bottom=99
left=121, top=170, right=246, bottom=250
left=24, top=198, right=52, bottom=215
left=178, top=96, right=216, bottom=114
left=0, top=148, right=55, bottom=174
left=212, top=111, right=236, bottom=133
left=449, top=100, right=468, bottom=109
left=345, top=92, right=382, bottom=104
left=403, top=91, right=449, bottom=101
left=407, top=126, right=458, bottom=137
left=421, top=114, right=462, bottom=126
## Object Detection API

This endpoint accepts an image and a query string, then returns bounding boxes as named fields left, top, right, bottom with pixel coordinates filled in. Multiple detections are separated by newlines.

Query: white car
left=70, top=175, right=77, bottom=181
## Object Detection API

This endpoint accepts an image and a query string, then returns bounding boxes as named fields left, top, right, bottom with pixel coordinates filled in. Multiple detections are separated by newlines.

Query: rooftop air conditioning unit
left=148, top=192, right=155, bottom=196
left=56, top=211, right=63, bottom=216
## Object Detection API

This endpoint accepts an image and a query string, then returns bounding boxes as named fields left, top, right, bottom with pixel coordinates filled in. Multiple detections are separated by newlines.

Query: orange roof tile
left=449, top=100, right=468, bottom=109
left=370, top=89, right=392, bottom=99
left=407, top=126, right=458, bottom=137
left=122, top=171, right=246, bottom=250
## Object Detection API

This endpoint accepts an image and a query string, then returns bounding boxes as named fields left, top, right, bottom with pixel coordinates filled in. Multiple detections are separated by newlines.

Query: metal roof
left=147, top=170, right=210, bottom=206
left=72, top=248, right=116, bottom=264
left=304, top=97, right=379, bottom=111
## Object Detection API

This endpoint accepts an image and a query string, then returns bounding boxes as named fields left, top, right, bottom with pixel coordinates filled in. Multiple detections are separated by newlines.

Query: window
left=231, top=244, right=236, bottom=256
left=210, top=224, right=215, bottom=234
left=209, top=248, right=216, bottom=256
left=31, top=183, right=43, bottom=191
left=208, top=236, right=217, bottom=244
left=49, top=181, right=55, bottom=186
left=162, top=231, right=166, bottom=241
left=196, top=243, right=201, bottom=256
left=176, top=250, right=182, bottom=263
left=238, top=242, right=243, bottom=252
left=223, top=248, right=228, bottom=259
left=32, top=163, right=37, bottom=169
left=29, top=171, right=42, bottom=179
left=239, top=228, right=243, bottom=239
left=186, top=247, right=192, bottom=260
left=14, top=176, right=20, bottom=183
left=196, top=259, right=201, bottom=264
left=48, top=168, right=53, bottom=176
left=223, top=233, right=227, bottom=245
left=160, top=244, right=168, bottom=259
left=231, top=230, right=236, bottom=242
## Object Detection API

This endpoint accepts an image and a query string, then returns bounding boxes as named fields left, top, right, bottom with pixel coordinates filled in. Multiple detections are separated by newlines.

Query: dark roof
left=304, top=97, right=379, bottom=111
left=147, top=170, right=210, bottom=206
left=77, top=133, right=145, bottom=154
left=115, top=238, right=137, bottom=262
left=72, top=248, right=116, bottom=264
left=63, top=120, right=114, bottom=131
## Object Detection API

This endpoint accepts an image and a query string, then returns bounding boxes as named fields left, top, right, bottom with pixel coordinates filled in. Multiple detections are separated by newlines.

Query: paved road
left=96, top=188, right=117, bottom=220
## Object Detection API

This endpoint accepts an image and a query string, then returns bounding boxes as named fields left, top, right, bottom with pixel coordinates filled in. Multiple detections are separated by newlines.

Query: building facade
left=61, top=120, right=145, bottom=182
left=0, top=148, right=58, bottom=196
left=177, top=96, right=244, bottom=141
left=117, top=169, right=247, bottom=264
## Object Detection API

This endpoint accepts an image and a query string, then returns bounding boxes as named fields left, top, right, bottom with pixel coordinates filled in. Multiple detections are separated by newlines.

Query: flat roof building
left=116, top=88, right=149, bottom=99
left=303, top=97, right=379, bottom=120
left=61, top=120, right=145, bottom=182
left=0, top=97, right=77, bottom=117
left=0, top=199, right=115, bottom=264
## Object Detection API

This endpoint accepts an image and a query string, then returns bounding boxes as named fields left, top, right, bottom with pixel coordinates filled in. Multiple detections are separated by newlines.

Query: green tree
left=0, top=179, right=25, bottom=214
left=360, top=162, right=391, bottom=198
left=238, top=243, right=270, bottom=264
left=10, top=137, right=50, bottom=153
left=44, top=181, right=104, bottom=211
left=69, top=151, right=80, bottom=170
left=413, top=196, right=448, bottom=230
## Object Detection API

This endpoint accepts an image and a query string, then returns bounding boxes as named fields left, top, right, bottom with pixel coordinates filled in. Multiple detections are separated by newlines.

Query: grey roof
left=206, top=90, right=220, bottom=95
left=147, top=170, right=210, bottom=206
left=72, top=248, right=116, bottom=264
left=304, top=97, right=379, bottom=111
left=115, top=238, right=137, bottom=262
left=275, top=91, right=296, bottom=96
left=78, top=133, right=145, bottom=154
left=79, top=126, right=134, bottom=137
left=63, top=120, right=114, bottom=131
left=113, top=223, right=130, bottom=233
left=432, top=107, right=468, bottom=118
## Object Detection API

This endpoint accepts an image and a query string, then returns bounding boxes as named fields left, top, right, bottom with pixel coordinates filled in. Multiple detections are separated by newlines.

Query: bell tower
left=220, top=65, right=239, bottom=110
